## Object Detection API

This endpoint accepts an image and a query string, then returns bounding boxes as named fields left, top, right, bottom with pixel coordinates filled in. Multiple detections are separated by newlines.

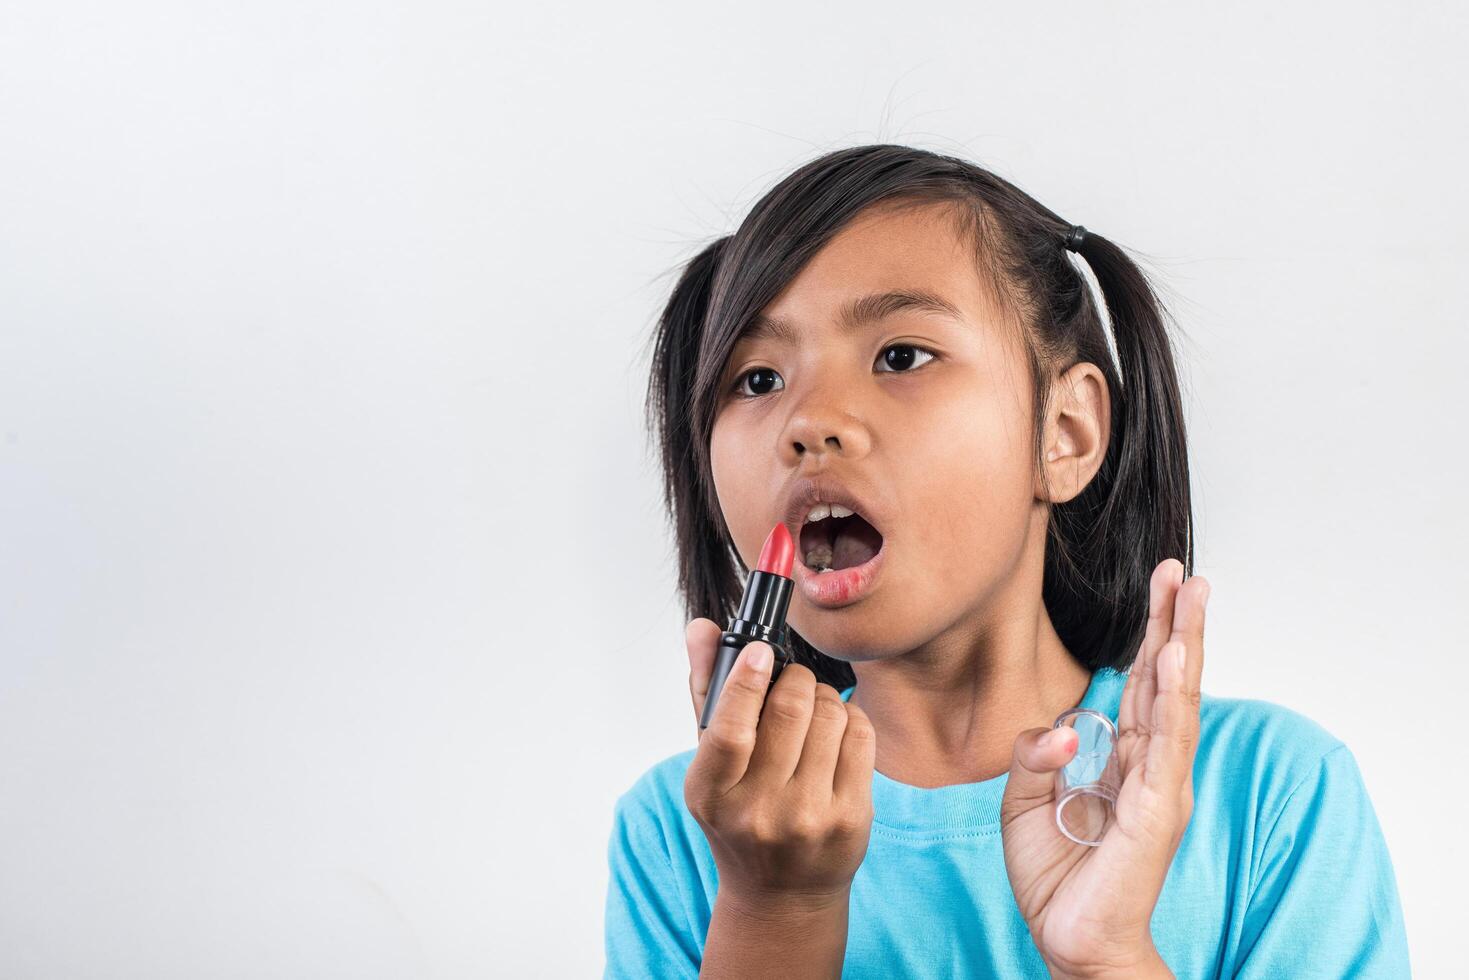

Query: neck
left=849, top=513, right=1093, bottom=789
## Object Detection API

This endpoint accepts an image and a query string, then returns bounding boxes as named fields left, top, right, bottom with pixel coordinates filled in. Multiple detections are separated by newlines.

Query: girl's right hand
left=681, top=618, right=876, bottom=903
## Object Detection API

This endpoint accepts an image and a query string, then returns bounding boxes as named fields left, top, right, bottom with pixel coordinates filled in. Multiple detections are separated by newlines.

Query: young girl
left=605, top=145, right=1410, bottom=978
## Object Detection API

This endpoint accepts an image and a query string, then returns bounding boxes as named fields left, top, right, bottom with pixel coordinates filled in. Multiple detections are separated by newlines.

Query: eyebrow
left=738, top=289, right=966, bottom=346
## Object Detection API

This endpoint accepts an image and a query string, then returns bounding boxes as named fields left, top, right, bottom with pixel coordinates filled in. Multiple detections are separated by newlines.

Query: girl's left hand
left=999, top=559, right=1209, bottom=980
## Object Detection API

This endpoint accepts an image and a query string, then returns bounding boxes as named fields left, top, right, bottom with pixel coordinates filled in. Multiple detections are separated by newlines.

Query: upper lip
left=780, top=474, right=887, bottom=550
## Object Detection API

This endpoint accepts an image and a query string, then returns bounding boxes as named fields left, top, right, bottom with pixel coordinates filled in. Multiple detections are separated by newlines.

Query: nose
left=779, top=384, right=872, bottom=463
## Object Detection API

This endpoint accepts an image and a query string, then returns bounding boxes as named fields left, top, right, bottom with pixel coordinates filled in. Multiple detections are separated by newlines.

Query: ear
left=1037, top=361, right=1110, bottom=504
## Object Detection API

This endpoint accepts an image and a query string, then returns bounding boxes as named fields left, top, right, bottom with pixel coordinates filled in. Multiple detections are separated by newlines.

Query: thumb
left=685, top=618, right=723, bottom=734
left=1002, top=726, right=1078, bottom=814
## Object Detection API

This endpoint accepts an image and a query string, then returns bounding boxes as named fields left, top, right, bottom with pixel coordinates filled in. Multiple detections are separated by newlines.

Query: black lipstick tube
left=697, top=567, right=795, bottom=730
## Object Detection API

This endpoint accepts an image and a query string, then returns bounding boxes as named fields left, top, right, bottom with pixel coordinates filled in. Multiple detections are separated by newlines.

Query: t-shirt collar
left=837, top=666, right=1128, bottom=834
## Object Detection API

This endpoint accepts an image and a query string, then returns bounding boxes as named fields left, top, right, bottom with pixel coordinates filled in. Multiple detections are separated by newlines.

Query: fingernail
left=1039, top=730, right=1055, bottom=749
left=747, top=643, right=772, bottom=671
left=1170, top=642, right=1186, bottom=676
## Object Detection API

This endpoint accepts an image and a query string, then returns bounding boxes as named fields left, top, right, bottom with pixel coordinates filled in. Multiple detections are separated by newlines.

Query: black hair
left=643, top=144, right=1193, bottom=689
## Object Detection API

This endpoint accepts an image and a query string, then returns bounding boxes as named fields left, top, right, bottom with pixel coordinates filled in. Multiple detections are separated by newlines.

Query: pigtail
left=1042, top=231, right=1194, bottom=672
left=644, top=238, right=750, bottom=642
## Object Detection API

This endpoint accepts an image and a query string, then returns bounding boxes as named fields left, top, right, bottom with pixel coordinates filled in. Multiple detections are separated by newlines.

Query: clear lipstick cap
left=1051, top=707, right=1122, bottom=847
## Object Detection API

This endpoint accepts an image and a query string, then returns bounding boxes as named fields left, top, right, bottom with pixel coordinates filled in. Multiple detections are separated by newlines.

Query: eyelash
left=728, top=344, right=939, bottom=400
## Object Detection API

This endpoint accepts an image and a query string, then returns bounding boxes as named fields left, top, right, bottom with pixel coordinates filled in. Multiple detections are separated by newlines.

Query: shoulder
left=1192, top=690, right=1363, bottom=834
left=1189, top=697, right=1410, bottom=973
left=604, top=749, right=709, bottom=976
left=610, top=748, right=698, bottom=845
left=1197, top=688, right=1348, bottom=797
left=607, top=747, right=715, bottom=902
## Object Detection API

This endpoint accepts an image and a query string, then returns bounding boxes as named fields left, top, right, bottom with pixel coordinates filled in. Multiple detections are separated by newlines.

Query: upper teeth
left=804, top=503, right=855, bottom=523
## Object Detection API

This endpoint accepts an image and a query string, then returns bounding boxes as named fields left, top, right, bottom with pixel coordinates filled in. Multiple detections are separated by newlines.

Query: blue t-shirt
left=604, top=667, right=1411, bottom=978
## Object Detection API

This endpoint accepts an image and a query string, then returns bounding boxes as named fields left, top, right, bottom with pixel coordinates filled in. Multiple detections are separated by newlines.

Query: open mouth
left=799, top=508, right=885, bottom=573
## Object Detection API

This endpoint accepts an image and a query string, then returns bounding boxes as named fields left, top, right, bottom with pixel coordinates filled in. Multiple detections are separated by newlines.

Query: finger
left=1146, top=574, right=1208, bottom=789
left=790, top=684, right=849, bottom=796
left=687, top=641, right=775, bottom=793
left=744, top=660, right=818, bottom=788
left=1121, top=559, right=1184, bottom=735
left=832, top=701, right=876, bottom=810
left=1144, top=638, right=1202, bottom=794
left=1167, top=574, right=1209, bottom=667
left=1001, top=725, right=1080, bottom=812
left=685, top=618, right=723, bottom=730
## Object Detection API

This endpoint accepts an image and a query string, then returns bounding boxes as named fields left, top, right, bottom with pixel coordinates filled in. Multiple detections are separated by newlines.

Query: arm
left=681, top=638, right=874, bottom=980
left=701, top=885, right=851, bottom=980
left=605, top=795, right=852, bottom=980
left=1234, top=743, right=1411, bottom=978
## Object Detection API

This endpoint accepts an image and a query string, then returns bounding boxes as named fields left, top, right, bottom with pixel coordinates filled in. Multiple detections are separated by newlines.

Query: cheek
left=709, top=422, right=757, bottom=558
left=709, top=426, right=734, bottom=519
left=903, top=396, right=1036, bottom=573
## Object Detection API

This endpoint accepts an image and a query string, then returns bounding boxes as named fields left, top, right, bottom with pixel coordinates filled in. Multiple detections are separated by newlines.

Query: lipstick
left=698, top=522, right=797, bottom=730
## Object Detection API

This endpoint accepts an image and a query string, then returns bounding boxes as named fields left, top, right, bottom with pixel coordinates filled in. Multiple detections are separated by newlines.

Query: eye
left=875, top=343, right=937, bottom=373
left=732, top=366, right=784, bottom=399
left=728, top=344, right=939, bottom=401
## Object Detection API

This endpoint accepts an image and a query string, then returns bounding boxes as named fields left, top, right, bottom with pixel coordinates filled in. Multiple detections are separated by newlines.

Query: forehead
left=739, top=201, right=1010, bottom=345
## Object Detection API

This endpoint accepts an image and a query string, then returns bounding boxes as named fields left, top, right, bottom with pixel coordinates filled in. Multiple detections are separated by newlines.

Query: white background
left=2, top=1, right=1463, bottom=976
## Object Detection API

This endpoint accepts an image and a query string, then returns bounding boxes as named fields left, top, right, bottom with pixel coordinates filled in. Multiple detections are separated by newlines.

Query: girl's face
left=709, top=201, right=1059, bottom=663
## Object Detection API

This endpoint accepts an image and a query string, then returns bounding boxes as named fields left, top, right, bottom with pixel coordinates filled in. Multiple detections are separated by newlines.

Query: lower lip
left=794, top=540, right=886, bottom=608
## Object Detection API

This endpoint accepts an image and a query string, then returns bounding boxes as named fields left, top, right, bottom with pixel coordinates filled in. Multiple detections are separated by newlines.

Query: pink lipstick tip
left=756, top=522, right=795, bottom=578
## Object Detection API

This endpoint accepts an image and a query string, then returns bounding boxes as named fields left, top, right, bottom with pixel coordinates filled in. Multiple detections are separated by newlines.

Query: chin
left=790, top=602, right=912, bottom=663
